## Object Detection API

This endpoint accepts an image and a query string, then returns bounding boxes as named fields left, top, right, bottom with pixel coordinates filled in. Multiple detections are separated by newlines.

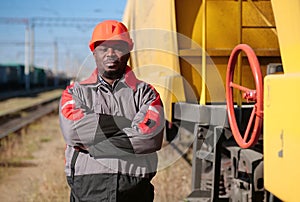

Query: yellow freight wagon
left=123, top=0, right=300, bottom=201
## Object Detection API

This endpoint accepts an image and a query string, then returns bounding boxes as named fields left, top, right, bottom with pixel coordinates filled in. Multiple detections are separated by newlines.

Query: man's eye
left=99, top=47, right=108, bottom=52
left=115, top=47, right=124, bottom=51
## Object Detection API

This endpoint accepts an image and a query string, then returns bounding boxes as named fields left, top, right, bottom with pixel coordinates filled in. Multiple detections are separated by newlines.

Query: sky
left=0, top=0, right=128, bottom=78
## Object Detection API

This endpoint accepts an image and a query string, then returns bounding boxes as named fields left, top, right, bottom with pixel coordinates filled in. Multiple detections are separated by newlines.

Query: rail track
left=0, top=96, right=60, bottom=139
left=0, top=87, right=66, bottom=101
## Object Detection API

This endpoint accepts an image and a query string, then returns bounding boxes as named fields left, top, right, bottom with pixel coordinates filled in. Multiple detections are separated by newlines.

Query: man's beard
left=102, top=67, right=126, bottom=80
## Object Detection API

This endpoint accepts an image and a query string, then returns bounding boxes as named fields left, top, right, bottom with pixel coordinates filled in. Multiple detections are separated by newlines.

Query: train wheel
left=226, top=44, right=263, bottom=148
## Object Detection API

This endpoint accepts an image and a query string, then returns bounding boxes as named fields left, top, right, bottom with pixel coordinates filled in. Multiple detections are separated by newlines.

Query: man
left=59, top=20, right=165, bottom=202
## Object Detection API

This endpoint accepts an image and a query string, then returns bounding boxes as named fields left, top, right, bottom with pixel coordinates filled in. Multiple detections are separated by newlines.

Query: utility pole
left=0, top=18, right=32, bottom=91
left=24, top=25, right=30, bottom=91
left=30, top=23, right=35, bottom=74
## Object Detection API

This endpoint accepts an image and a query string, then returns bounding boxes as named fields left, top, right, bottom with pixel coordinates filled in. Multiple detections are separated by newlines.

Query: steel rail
left=0, top=97, right=60, bottom=139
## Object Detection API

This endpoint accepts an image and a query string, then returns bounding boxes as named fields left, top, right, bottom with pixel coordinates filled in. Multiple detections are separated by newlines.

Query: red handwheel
left=226, top=44, right=263, bottom=148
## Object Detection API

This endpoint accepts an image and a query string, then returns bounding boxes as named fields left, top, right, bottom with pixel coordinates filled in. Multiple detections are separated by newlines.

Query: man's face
left=93, top=40, right=130, bottom=81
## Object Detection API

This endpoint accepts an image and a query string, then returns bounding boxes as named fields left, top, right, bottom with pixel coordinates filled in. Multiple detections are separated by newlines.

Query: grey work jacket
left=59, top=66, right=165, bottom=178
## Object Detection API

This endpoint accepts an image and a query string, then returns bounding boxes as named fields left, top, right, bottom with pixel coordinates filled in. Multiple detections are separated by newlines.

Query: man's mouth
left=104, top=60, right=118, bottom=67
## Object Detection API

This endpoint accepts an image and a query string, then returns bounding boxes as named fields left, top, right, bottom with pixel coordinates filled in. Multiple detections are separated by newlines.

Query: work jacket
left=59, top=66, right=164, bottom=181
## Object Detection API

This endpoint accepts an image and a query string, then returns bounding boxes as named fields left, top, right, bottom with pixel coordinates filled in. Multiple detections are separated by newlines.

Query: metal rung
left=242, top=25, right=276, bottom=29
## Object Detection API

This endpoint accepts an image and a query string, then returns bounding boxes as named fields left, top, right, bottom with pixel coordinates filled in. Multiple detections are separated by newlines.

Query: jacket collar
left=79, top=66, right=141, bottom=91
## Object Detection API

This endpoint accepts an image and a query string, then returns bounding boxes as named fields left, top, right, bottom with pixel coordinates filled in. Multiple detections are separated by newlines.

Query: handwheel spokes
left=230, top=82, right=257, bottom=102
left=230, top=82, right=253, bottom=92
left=243, top=106, right=256, bottom=142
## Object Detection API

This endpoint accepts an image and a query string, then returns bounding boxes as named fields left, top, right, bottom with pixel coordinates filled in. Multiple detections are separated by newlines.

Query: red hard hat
left=89, top=20, right=133, bottom=51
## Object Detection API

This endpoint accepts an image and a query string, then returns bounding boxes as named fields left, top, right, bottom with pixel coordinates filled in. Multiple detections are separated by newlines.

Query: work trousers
left=67, top=173, right=154, bottom=202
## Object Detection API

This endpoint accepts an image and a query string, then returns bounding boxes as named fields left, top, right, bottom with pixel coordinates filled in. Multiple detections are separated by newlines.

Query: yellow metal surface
left=264, top=0, right=300, bottom=200
left=264, top=74, right=300, bottom=201
left=271, top=0, right=300, bottom=73
left=123, top=0, right=186, bottom=121
left=200, top=0, right=207, bottom=105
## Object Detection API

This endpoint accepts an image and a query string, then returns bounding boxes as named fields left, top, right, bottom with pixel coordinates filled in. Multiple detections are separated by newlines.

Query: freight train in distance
left=0, top=63, right=70, bottom=92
